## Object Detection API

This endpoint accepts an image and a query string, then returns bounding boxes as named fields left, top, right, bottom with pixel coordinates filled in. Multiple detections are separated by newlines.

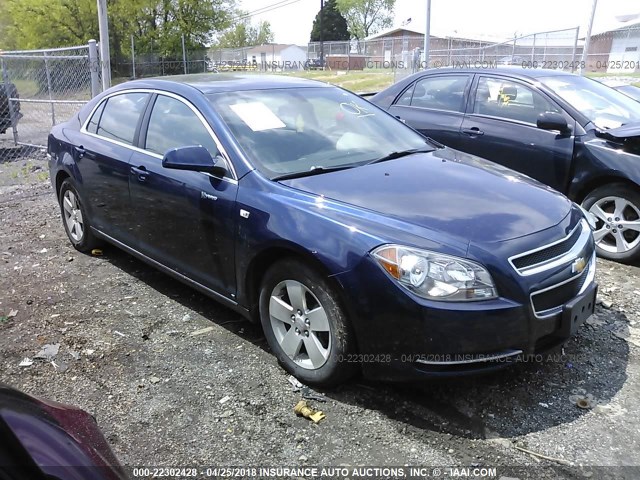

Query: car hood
left=280, top=148, right=572, bottom=244
left=596, top=122, right=640, bottom=141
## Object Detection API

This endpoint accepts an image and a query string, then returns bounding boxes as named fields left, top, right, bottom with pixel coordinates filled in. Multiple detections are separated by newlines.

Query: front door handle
left=131, top=165, right=148, bottom=182
left=74, top=146, right=86, bottom=159
left=395, top=115, right=406, bottom=123
left=462, top=127, right=484, bottom=136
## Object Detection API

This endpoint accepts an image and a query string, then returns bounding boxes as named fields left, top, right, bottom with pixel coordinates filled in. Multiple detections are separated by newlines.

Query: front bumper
left=334, top=235, right=596, bottom=382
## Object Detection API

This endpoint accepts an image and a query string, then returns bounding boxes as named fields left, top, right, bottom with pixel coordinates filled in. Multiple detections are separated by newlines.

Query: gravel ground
left=1, top=156, right=639, bottom=480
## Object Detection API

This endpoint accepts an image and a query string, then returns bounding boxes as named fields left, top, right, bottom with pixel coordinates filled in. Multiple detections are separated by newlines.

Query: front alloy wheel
left=268, top=279, right=331, bottom=370
left=259, top=259, right=357, bottom=387
left=583, top=183, right=640, bottom=263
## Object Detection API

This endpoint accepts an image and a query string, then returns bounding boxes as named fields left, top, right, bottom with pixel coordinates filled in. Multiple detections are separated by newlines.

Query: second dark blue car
left=48, top=74, right=596, bottom=386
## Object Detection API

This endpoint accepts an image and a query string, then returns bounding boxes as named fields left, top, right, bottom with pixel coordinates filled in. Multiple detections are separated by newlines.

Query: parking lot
left=1, top=156, right=639, bottom=479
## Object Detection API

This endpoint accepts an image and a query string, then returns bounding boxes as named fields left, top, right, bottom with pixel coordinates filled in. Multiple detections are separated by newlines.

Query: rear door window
left=399, top=75, right=470, bottom=112
left=93, top=92, right=150, bottom=145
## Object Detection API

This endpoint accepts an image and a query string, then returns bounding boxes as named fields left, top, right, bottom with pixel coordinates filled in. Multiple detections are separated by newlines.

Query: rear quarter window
left=91, top=92, right=150, bottom=145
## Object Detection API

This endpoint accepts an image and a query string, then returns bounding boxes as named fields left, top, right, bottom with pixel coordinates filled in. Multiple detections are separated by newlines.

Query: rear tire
left=582, top=183, right=640, bottom=263
left=259, top=258, right=358, bottom=387
left=58, top=178, right=100, bottom=252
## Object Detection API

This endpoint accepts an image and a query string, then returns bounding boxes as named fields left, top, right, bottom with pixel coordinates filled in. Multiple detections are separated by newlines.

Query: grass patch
left=264, top=70, right=397, bottom=93
left=586, top=72, right=640, bottom=79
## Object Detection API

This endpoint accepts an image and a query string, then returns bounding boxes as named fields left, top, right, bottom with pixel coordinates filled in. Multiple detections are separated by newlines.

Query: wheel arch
left=571, top=174, right=640, bottom=204
left=55, top=170, right=71, bottom=198
left=243, top=245, right=333, bottom=319
left=242, top=244, right=358, bottom=343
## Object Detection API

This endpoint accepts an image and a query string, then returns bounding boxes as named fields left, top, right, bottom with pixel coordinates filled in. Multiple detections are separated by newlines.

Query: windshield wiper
left=364, top=147, right=433, bottom=166
left=425, top=137, right=445, bottom=149
left=272, top=165, right=353, bottom=181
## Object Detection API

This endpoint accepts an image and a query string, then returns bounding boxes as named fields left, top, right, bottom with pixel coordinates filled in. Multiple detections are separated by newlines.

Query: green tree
left=216, top=16, right=274, bottom=48
left=0, top=0, right=98, bottom=50
left=335, top=0, right=395, bottom=40
left=0, top=0, right=234, bottom=57
left=310, top=0, right=350, bottom=42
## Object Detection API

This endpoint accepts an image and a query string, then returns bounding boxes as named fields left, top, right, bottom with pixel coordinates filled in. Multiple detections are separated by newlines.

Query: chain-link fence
left=0, top=42, right=101, bottom=161
left=583, top=23, right=640, bottom=74
left=307, top=27, right=582, bottom=82
left=113, top=35, right=210, bottom=79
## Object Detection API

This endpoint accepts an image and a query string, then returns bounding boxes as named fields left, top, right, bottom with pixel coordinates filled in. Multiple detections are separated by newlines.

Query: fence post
left=182, top=34, right=187, bottom=74
left=88, top=40, right=100, bottom=97
left=531, top=33, right=536, bottom=62
left=42, top=52, right=56, bottom=126
left=131, top=35, right=136, bottom=79
left=1, top=57, right=19, bottom=146
left=571, top=26, right=580, bottom=73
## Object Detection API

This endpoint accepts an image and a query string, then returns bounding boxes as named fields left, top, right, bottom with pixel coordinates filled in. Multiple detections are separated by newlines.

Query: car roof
left=413, top=66, right=577, bottom=80
left=119, top=74, right=331, bottom=94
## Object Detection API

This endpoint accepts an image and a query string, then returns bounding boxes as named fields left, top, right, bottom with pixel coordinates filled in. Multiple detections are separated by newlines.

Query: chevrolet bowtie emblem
left=572, top=257, right=587, bottom=274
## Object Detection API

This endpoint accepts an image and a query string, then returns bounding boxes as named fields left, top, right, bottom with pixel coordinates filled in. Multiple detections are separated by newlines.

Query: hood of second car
left=279, top=148, right=572, bottom=243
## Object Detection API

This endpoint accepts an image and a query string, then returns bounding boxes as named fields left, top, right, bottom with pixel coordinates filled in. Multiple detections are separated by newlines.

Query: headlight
left=371, top=245, right=497, bottom=301
left=576, top=203, right=597, bottom=231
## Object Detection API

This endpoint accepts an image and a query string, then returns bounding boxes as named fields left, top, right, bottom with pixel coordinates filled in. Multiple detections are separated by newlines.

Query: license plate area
left=560, top=283, right=597, bottom=337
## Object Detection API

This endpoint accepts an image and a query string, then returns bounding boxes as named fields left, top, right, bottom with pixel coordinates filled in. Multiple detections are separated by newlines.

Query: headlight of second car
left=371, top=245, right=497, bottom=301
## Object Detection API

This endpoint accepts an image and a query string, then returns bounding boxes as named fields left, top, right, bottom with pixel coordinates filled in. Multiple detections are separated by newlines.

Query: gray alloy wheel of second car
left=583, top=183, right=640, bottom=263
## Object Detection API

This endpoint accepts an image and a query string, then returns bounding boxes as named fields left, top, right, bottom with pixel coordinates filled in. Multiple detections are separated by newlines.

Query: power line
left=231, top=0, right=304, bottom=23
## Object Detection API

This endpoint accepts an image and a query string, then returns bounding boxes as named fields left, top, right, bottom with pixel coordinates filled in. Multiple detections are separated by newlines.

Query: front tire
left=58, top=178, right=100, bottom=252
left=582, top=183, right=640, bottom=263
left=259, top=259, right=358, bottom=387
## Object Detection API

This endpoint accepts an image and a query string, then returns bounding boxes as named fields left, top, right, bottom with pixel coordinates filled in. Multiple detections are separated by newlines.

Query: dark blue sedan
left=48, top=74, right=597, bottom=385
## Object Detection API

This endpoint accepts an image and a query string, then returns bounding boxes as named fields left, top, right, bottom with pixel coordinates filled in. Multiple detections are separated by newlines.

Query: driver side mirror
left=537, top=111, right=570, bottom=134
left=162, top=145, right=228, bottom=177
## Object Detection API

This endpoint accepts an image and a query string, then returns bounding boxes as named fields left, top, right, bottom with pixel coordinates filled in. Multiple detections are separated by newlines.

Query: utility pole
left=131, top=35, right=136, bottom=79
left=580, top=0, right=598, bottom=75
left=320, top=0, right=324, bottom=69
left=97, top=0, right=111, bottom=90
left=423, top=0, right=431, bottom=69
left=182, top=34, right=187, bottom=74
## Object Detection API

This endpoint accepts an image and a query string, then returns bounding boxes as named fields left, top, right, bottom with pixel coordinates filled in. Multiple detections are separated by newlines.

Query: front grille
left=512, top=225, right=582, bottom=270
left=531, top=268, right=588, bottom=315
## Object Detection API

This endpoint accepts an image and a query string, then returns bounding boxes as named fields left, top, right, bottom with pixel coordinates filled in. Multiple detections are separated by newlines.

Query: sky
left=238, top=0, right=640, bottom=45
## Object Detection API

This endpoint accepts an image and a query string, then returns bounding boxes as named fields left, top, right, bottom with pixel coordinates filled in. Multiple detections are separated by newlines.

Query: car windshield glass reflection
left=208, top=87, right=431, bottom=179
left=541, top=75, right=640, bottom=129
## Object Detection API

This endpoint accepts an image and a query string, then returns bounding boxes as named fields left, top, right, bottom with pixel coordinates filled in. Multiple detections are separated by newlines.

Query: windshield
left=540, top=75, right=640, bottom=129
left=207, top=87, right=432, bottom=179
left=617, top=85, right=640, bottom=103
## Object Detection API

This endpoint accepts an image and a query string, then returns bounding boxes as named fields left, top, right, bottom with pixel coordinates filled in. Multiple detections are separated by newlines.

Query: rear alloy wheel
left=582, top=183, right=640, bottom=263
left=259, top=259, right=357, bottom=387
left=58, top=178, right=100, bottom=252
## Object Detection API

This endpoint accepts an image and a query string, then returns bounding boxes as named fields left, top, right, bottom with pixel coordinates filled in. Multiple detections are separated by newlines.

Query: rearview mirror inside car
left=537, top=111, right=569, bottom=134
left=162, top=145, right=228, bottom=177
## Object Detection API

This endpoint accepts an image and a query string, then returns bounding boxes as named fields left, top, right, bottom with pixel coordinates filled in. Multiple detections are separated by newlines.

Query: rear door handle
left=74, top=145, right=95, bottom=159
left=131, top=165, right=148, bottom=182
left=395, top=115, right=406, bottom=123
left=462, top=127, right=484, bottom=136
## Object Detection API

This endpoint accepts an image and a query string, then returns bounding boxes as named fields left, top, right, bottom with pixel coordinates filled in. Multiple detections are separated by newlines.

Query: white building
left=589, top=22, right=640, bottom=73
left=245, top=44, right=307, bottom=71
